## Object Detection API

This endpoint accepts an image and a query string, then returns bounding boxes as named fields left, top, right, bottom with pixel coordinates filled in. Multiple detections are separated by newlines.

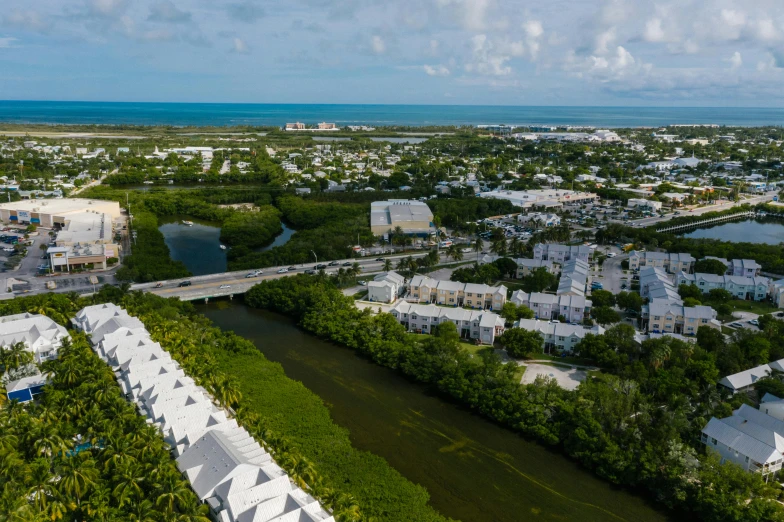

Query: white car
left=2, top=247, right=14, bottom=253
left=219, top=284, right=231, bottom=289
left=606, top=252, right=617, bottom=258
left=358, top=280, right=367, bottom=286
left=277, top=268, right=288, bottom=274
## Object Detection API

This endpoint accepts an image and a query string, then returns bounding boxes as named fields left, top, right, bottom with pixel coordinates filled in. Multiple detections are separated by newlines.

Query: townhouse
left=677, top=272, right=770, bottom=301
left=478, top=255, right=555, bottom=278
left=407, top=275, right=507, bottom=310
left=0, top=312, right=69, bottom=363
left=643, top=299, right=721, bottom=336
left=512, top=319, right=605, bottom=353
left=74, top=304, right=335, bottom=522
left=389, top=301, right=505, bottom=344
left=367, top=271, right=405, bottom=303
left=558, top=258, right=590, bottom=296
left=533, top=243, right=592, bottom=264
left=638, top=266, right=681, bottom=301
left=510, top=290, right=592, bottom=323
left=702, top=404, right=784, bottom=478
left=704, top=257, right=762, bottom=277
left=717, top=358, right=784, bottom=394
left=628, top=251, right=695, bottom=274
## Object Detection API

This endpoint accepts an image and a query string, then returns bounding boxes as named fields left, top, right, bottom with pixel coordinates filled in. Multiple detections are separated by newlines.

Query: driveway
left=593, top=253, right=627, bottom=295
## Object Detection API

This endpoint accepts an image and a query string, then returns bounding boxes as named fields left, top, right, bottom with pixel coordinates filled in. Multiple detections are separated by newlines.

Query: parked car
left=277, top=268, right=288, bottom=274
left=729, top=322, right=743, bottom=328
left=358, top=280, right=367, bottom=286
left=178, top=281, right=192, bottom=287
left=749, top=319, right=760, bottom=326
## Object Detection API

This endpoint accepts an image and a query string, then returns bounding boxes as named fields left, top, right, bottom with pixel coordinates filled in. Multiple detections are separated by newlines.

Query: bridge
left=655, top=211, right=756, bottom=233
left=131, top=251, right=451, bottom=301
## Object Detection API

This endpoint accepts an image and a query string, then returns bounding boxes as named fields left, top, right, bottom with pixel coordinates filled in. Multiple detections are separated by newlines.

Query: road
left=131, top=252, right=445, bottom=301
left=70, top=169, right=117, bottom=196
left=624, top=194, right=775, bottom=229
left=593, top=253, right=628, bottom=295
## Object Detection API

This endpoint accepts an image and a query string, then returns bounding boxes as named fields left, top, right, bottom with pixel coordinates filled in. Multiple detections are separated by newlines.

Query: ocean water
left=1, top=100, right=784, bottom=128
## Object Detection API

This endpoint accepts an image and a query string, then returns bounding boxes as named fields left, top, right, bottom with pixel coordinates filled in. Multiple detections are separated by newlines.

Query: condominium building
left=0, top=312, right=69, bottom=363
left=478, top=255, right=555, bottom=278
left=642, top=299, right=720, bottom=336
left=389, top=301, right=505, bottom=344
left=638, top=267, right=681, bottom=301
left=366, top=271, right=405, bottom=303
left=533, top=243, right=592, bottom=264
left=510, top=291, right=591, bottom=323
left=512, top=319, right=605, bottom=353
left=557, top=258, right=590, bottom=296
left=408, top=275, right=507, bottom=310
left=676, top=272, right=770, bottom=301
left=628, top=251, right=695, bottom=274
left=703, top=257, right=763, bottom=277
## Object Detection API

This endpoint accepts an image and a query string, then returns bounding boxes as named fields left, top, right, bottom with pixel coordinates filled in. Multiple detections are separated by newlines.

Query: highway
left=621, top=194, right=775, bottom=229
left=131, top=251, right=443, bottom=301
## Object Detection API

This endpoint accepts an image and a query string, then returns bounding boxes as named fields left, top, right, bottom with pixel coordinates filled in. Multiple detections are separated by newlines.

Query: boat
left=143, top=181, right=154, bottom=185
left=182, top=220, right=194, bottom=226
left=219, top=244, right=227, bottom=250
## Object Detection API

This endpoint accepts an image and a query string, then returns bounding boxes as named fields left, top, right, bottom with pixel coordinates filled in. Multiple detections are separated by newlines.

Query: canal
left=681, top=218, right=784, bottom=244
left=195, top=301, right=670, bottom=522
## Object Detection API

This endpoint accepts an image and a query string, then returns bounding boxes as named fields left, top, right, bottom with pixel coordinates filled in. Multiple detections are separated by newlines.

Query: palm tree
left=112, top=461, right=146, bottom=506
left=126, top=499, right=158, bottom=522
left=1, top=342, right=33, bottom=372
left=33, top=424, right=69, bottom=460
left=284, top=453, right=318, bottom=491
left=155, top=475, right=192, bottom=515
left=350, top=262, right=361, bottom=277
left=211, top=375, right=242, bottom=410
left=382, top=259, right=392, bottom=272
left=473, top=237, right=484, bottom=261
left=27, top=459, right=53, bottom=511
left=57, top=454, right=98, bottom=504
left=334, top=493, right=362, bottom=522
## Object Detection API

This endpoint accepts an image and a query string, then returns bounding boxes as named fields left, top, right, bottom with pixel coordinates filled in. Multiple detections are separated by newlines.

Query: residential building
left=317, top=122, right=336, bottom=129
left=477, top=255, right=555, bottom=277
left=370, top=200, right=434, bottom=236
left=676, top=272, right=770, bottom=301
left=511, top=291, right=591, bottom=323
left=366, top=271, right=405, bottom=303
left=533, top=243, right=592, bottom=264
left=628, top=251, right=695, bottom=274
left=512, top=319, right=605, bottom=353
left=0, top=312, right=69, bottom=362
left=285, top=122, right=305, bottom=130
left=642, top=299, right=720, bottom=336
left=761, top=393, right=784, bottom=422
left=407, top=275, right=507, bottom=310
left=557, top=258, right=590, bottom=296
left=6, top=373, right=48, bottom=403
left=718, top=359, right=784, bottom=393
left=638, top=267, right=681, bottom=301
left=389, top=301, right=505, bottom=344
left=74, top=304, right=334, bottom=522
left=702, top=404, right=784, bottom=478
left=771, top=279, right=784, bottom=308
left=703, top=257, right=763, bottom=277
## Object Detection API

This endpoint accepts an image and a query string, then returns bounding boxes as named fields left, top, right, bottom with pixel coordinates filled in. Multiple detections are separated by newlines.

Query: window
left=745, top=456, right=750, bottom=463
left=467, top=292, right=473, bottom=297
left=654, top=315, right=661, bottom=320
left=711, top=438, right=717, bottom=446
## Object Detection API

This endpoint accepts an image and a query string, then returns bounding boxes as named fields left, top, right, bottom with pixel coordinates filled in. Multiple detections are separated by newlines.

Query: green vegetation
left=694, top=258, right=731, bottom=276
left=116, top=211, right=191, bottom=282
left=498, top=328, right=543, bottom=358
left=245, top=275, right=784, bottom=522
left=219, top=206, right=282, bottom=248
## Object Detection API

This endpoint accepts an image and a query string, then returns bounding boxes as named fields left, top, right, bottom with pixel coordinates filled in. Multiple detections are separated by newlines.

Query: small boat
left=143, top=181, right=154, bottom=185
left=182, top=220, right=194, bottom=226
left=219, top=244, right=227, bottom=250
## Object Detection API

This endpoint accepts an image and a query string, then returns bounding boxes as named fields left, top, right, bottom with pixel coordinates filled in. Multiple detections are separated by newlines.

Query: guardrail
left=655, top=211, right=756, bottom=233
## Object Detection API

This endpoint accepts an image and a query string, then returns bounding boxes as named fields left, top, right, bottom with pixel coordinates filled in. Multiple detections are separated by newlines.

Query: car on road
left=729, top=322, right=743, bottom=328
left=358, top=280, right=367, bottom=286
left=155, top=282, right=163, bottom=288
left=277, top=268, right=288, bottom=274
left=316, top=264, right=327, bottom=269
left=342, top=262, right=352, bottom=266
left=287, top=266, right=297, bottom=271
left=178, top=281, right=192, bottom=287
left=304, top=269, right=316, bottom=274
left=3, top=247, right=14, bottom=253
left=219, top=284, right=231, bottom=289
left=749, top=319, right=760, bottom=326
left=375, top=257, right=384, bottom=262
left=245, top=270, right=263, bottom=278
left=328, top=261, right=340, bottom=266
left=606, top=252, right=617, bottom=258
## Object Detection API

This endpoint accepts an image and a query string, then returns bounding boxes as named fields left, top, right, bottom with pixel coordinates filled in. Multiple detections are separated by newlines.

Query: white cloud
left=436, top=0, right=493, bottom=32
left=729, top=51, right=742, bottom=69
left=232, top=37, right=249, bottom=54
left=3, top=10, right=50, bottom=32
left=523, top=20, right=543, bottom=59
left=643, top=18, right=665, bottom=42
left=423, top=64, right=450, bottom=76
left=371, top=35, right=385, bottom=54
left=464, top=34, right=520, bottom=76
left=0, top=36, right=18, bottom=49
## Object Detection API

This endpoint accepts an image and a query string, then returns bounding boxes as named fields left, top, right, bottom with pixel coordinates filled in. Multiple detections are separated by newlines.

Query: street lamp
left=311, top=250, right=318, bottom=264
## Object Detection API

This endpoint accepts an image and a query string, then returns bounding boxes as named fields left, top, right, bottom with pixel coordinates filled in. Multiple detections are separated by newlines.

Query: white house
left=718, top=358, right=784, bottom=393
left=0, top=312, right=69, bottom=363
left=407, top=275, right=507, bottom=310
left=629, top=251, right=695, bottom=274
left=511, top=291, right=591, bottom=323
left=366, top=271, right=405, bottom=303
left=533, top=244, right=592, bottom=263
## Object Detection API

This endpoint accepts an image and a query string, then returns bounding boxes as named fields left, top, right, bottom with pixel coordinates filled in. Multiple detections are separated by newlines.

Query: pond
left=158, top=216, right=226, bottom=275
left=195, top=302, right=670, bottom=522
left=681, top=219, right=784, bottom=244
left=255, top=222, right=295, bottom=252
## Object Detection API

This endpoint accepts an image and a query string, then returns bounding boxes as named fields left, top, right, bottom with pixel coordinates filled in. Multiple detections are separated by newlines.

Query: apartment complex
left=478, top=255, right=555, bottom=278
left=639, top=267, right=682, bottom=301
left=510, top=291, right=591, bottom=323
left=512, top=319, right=605, bottom=353
left=557, top=258, right=590, bottom=296
left=628, top=251, right=695, bottom=274
left=74, top=304, right=335, bottom=522
left=408, top=275, right=507, bottom=310
left=643, top=299, right=720, bottom=336
left=389, top=301, right=505, bottom=344
left=703, top=257, right=763, bottom=277
left=533, top=243, right=592, bottom=264
left=367, top=271, right=405, bottom=303
left=677, top=272, right=770, bottom=301
left=0, top=312, right=69, bottom=363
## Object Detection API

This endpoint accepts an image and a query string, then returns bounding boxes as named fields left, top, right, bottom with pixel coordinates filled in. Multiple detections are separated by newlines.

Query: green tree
left=499, top=328, right=543, bottom=358
left=616, top=291, right=643, bottom=313
left=590, top=290, right=616, bottom=308
left=694, top=258, right=729, bottom=276
left=678, top=284, right=703, bottom=300
left=592, top=306, right=621, bottom=325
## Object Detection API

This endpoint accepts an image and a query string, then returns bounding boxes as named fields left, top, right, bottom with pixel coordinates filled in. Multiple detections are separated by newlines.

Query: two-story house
left=512, top=319, right=605, bottom=353
left=408, top=275, right=507, bottom=310
left=533, top=243, right=592, bottom=263
left=511, top=291, right=592, bottom=323
left=642, top=298, right=720, bottom=336
left=366, top=271, right=406, bottom=303
left=677, top=272, right=770, bottom=301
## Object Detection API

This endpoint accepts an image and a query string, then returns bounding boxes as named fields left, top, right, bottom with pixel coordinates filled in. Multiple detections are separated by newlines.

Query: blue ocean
left=1, top=100, right=783, bottom=128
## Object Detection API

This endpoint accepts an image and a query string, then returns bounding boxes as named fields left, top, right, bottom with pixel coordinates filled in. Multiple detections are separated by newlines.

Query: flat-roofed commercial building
left=0, top=198, right=121, bottom=228
left=479, top=189, right=597, bottom=209
left=370, top=199, right=434, bottom=236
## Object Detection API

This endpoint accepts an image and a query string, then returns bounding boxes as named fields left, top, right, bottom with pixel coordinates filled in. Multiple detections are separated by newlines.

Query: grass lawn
left=410, top=333, right=486, bottom=354
left=721, top=299, right=781, bottom=315
left=531, top=353, right=597, bottom=366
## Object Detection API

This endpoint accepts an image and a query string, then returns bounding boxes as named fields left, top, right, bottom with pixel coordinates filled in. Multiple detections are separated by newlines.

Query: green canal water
left=195, top=301, right=671, bottom=522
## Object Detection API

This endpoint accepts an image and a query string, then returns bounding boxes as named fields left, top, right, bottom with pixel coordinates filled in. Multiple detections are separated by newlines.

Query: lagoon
left=681, top=219, right=784, bottom=244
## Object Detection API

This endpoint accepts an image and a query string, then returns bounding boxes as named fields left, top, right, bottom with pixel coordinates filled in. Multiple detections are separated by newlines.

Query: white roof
left=719, top=359, right=784, bottom=391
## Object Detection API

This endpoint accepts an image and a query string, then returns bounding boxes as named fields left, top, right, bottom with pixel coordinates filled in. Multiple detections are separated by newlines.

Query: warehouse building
left=370, top=200, right=434, bottom=236
left=0, top=198, right=121, bottom=228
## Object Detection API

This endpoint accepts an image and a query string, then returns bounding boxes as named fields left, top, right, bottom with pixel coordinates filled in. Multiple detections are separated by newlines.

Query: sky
left=2, top=0, right=784, bottom=106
